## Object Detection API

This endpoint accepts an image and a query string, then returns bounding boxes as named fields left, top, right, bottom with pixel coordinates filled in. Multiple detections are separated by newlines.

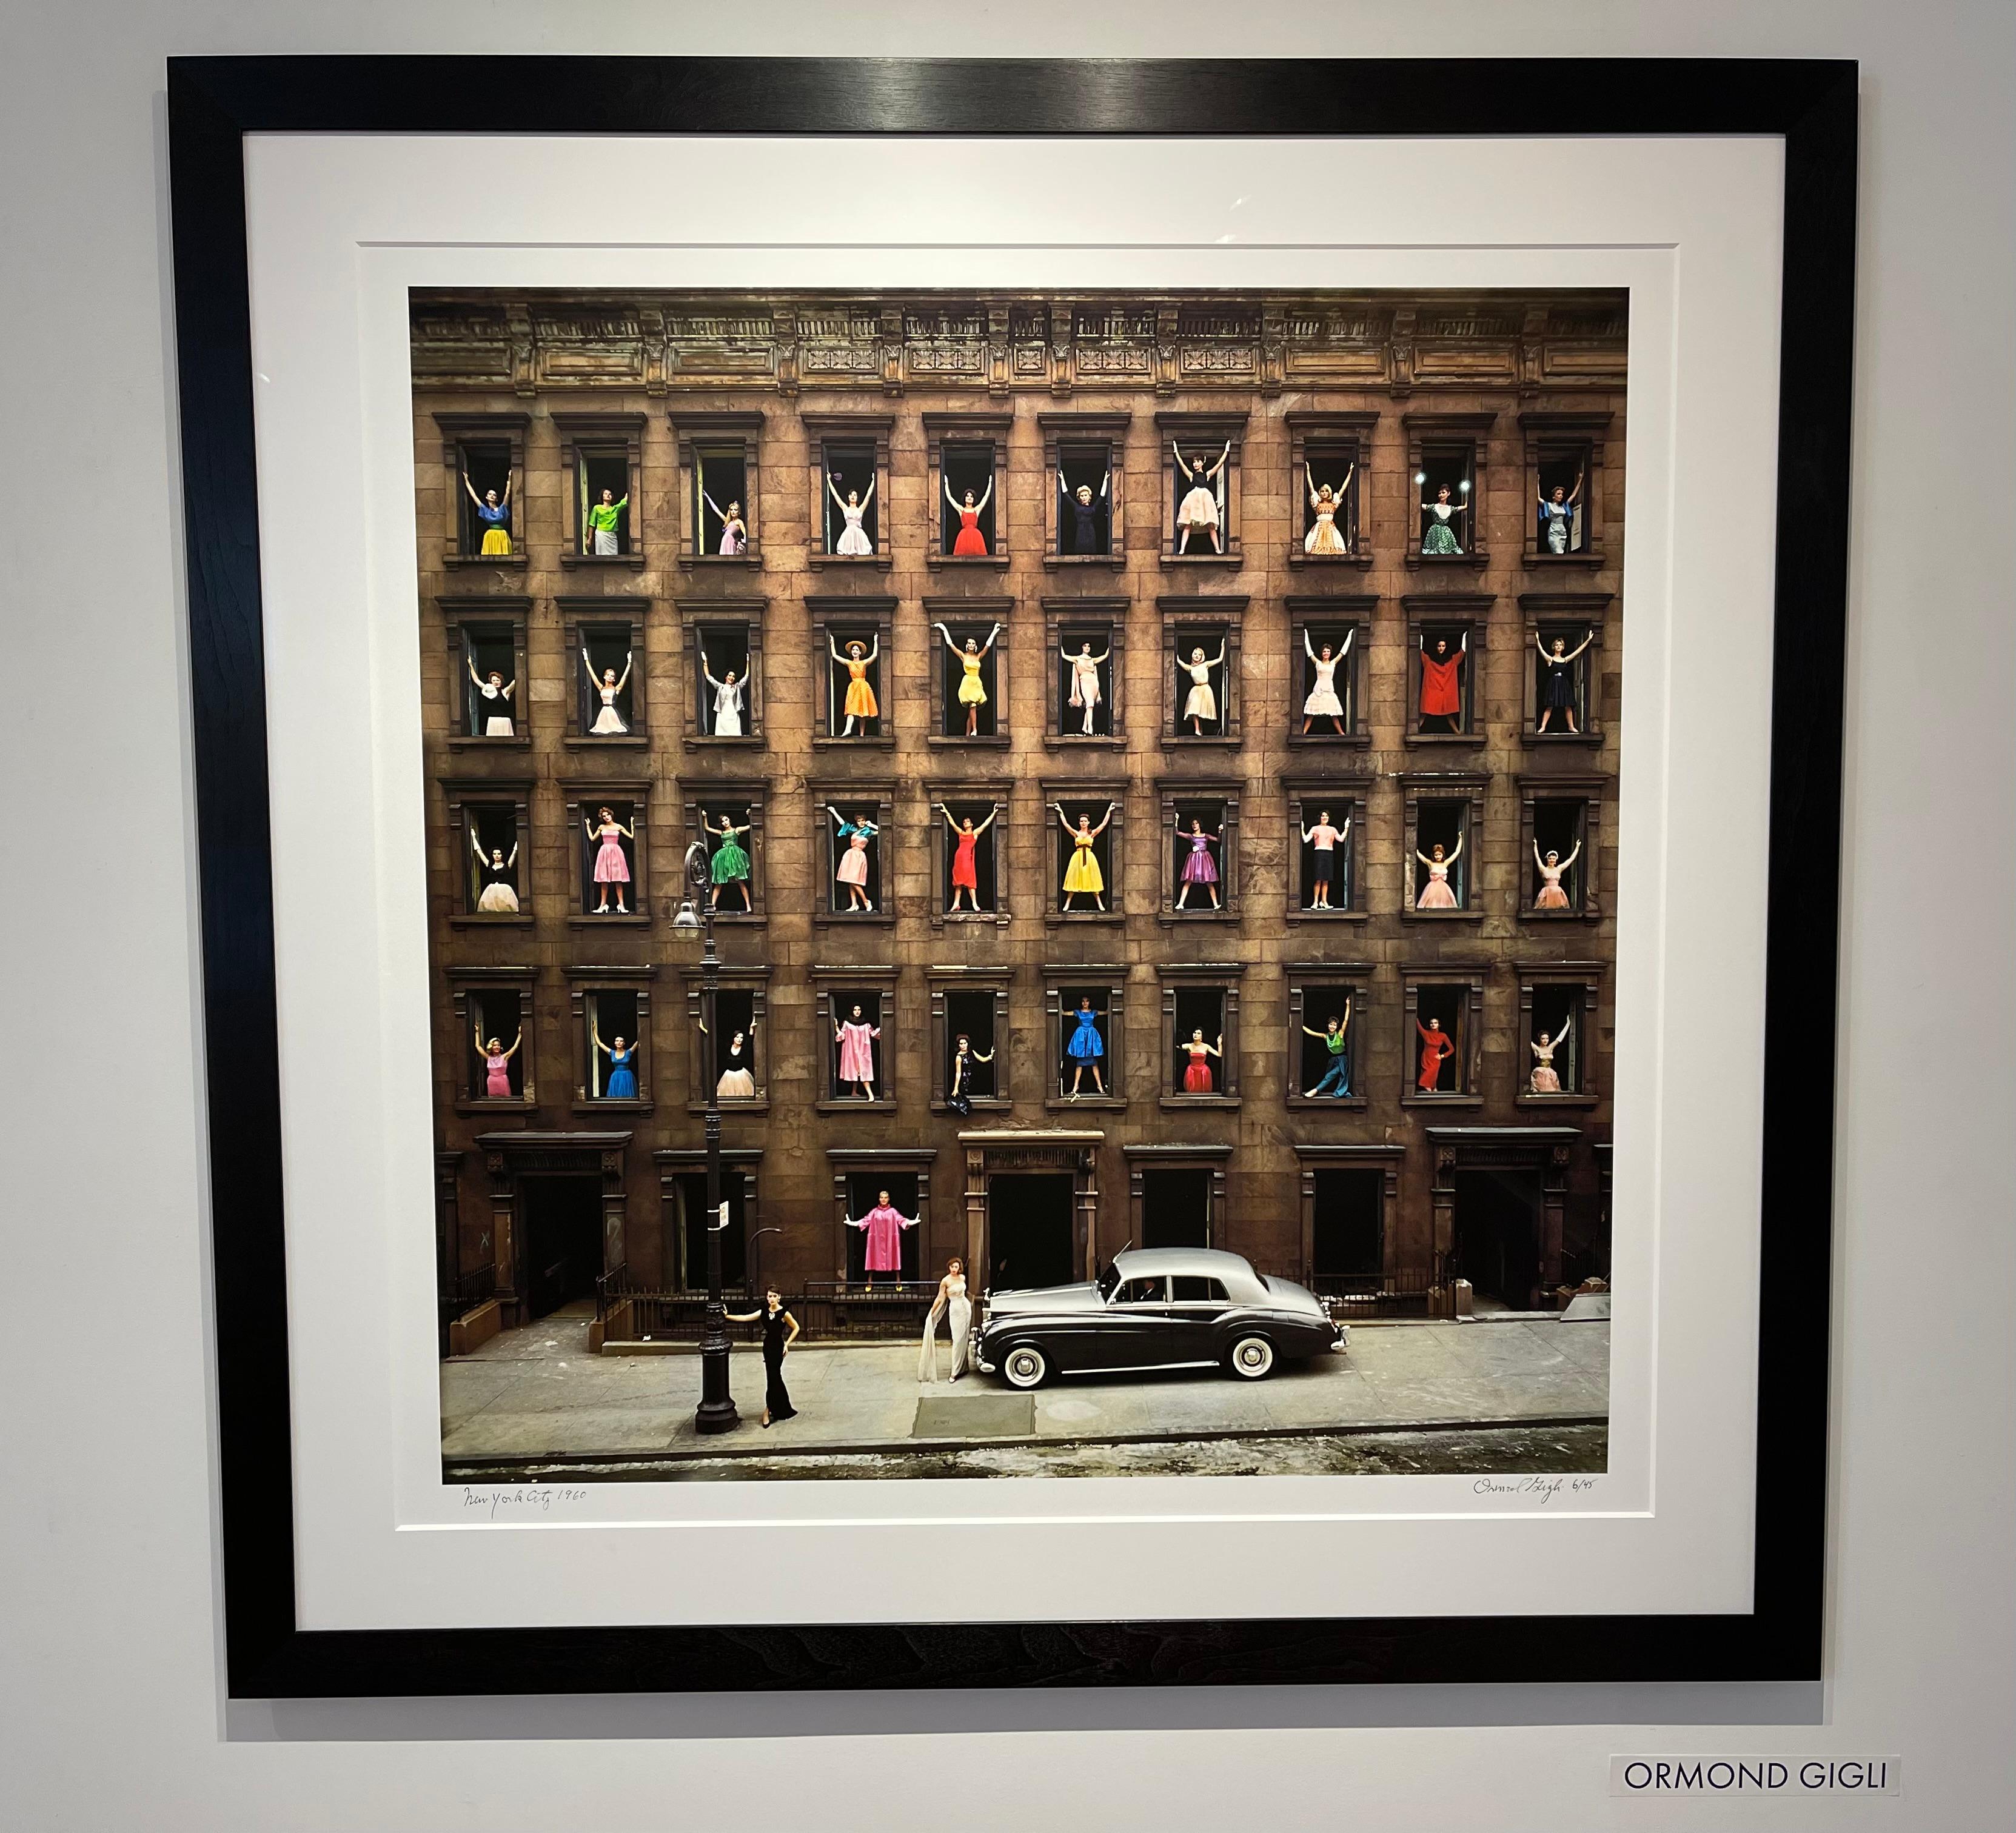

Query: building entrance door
left=986, top=1174, right=1076, bottom=1292
left=1452, top=1168, right=1544, bottom=1310
left=521, top=1175, right=604, bottom=1318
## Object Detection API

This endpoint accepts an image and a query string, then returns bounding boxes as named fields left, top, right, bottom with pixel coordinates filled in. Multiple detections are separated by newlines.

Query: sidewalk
left=441, top=1314, right=1609, bottom=1463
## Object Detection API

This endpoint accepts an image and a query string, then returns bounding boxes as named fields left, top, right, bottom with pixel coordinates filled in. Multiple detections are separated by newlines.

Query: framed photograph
left=169, top=56, right=1855, bottom=1697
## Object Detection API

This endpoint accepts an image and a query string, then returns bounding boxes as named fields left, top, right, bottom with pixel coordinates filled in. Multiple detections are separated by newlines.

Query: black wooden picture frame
left=168, top=54, right=1855, bottom=1700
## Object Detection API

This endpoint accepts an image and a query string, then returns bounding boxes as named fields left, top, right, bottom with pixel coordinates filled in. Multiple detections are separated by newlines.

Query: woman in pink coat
left=845, top=1189, right=919, bottom=1286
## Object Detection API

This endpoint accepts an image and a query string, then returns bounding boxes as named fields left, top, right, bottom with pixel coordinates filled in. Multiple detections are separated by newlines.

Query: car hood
left=985, top=1281, right=1103, bottom=1317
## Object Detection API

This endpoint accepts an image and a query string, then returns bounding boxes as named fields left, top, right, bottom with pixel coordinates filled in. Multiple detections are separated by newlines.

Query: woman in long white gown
left=827, top=472, right=876, bottom=556
left=918, top=1257, right=974, bottom=1382
left=1064, top=638, right=1109, bottom=735
left=583, top=649, right=633, bottom=735
left=700, top=647, right=745, bottom=736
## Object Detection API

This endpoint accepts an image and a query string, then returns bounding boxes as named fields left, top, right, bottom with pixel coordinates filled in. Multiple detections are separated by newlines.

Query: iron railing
left=594, top=1269, right=940, bottom=1345
left=437, top=1262, right=497, bottom=1355
left=1259, top=1264, right=1439, bottom=1320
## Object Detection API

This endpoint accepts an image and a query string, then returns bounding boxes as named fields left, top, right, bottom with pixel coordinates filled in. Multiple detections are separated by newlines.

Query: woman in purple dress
left=1174, top=816, right=1221, bottom=911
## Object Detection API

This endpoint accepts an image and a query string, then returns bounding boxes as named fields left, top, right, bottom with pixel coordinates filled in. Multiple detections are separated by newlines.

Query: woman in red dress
left=1180, top=1028, right=1224, bottom=1093
left=938, top=801, right=998, bottom=913
left=1418, top=632, right=1467, bottom=730
left=1415, top=1017, right=1457, bottom=1092
left=945, top=475, right=994, bottom=556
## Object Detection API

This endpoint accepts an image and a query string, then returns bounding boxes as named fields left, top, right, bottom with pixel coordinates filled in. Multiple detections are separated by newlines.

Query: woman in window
left=843, top=1190, right=917, bottom=1286
left=724, top=1289, right=799, bottom=1427
left=826, top=472, right=876, bottom=556
left=834, top=1004, right=882, bottom=1101
left=715, top=1021, right=757, bottom=1100
left=936, top=621, right=1001, bottom=738
left=469, top=830, right=519, bottom=913
left=1529, top=1017, right=1572, bottom=1094
left=1054, top=801, right=1114, bottom=913
left=584, top=484, right=628, bottom=556
left=700, top=647, right=745, bottom=737
left=1418, top=479, right=1469, bottom=555
left=826, top=806, right=878, bottom=913
left=466, top=659, right=516, bottom=736
left=703, top=490, right=746, bottom=556
left=938, top=801, right=997, bottom=914
left=1537, top=469, right=1584, bottom=555
left=581, top=648, right=633, bottom=735
left=1533, top=839, right=1581, bottom=911
left=474, top=1023, right=521, bottom=1100
left=1415, top=1017, right=1457, bottom=1092
left=918, top=1257, right=973, bottom=1383
left=828, top=634, right=880, bottom=736
left=1415, top=833, right=1463, bottom=910
left=1419, top=632, right=1467, bottom=730
left=944, top=475, right=994, bottom=556
left=1301, top=628, right=1353, bottom=735
left=1302, top=1001, right=1353, bottom=1098
left=1180, top=1028, right=1224, bottom=1095
left=700, top=810, right=752, bottom=912
left=947, top=1035, right=994, bottom=1118
left=590, top=1018, right=637, bottom=1101
left=1174, top=815, right=1222, bottom=912
left=1065, top=996, right=1106, bottom=1098
left=1060, top=467, right=1110, bottom=555
left=1177, top=641, right=1227, bottom=736
left=1172, top=441, right=1230, bottom=554
left=1301, top=810, right=1349, bottom=911
left=1304, top=461, right=1354, bottom=556
left=463, top=471, right=512, bottom=555
left=1063, top=637, right=1110, bottom=736
left=583, top=805, right=634, bottom=915
left=1534, top=629, right=1594, bottom=734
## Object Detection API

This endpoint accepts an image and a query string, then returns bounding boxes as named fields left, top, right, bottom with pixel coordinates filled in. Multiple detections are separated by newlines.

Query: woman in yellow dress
left=935, top=619, right=1001, bottom=737
left=1053, top=800, right=1114, bottom=913
left=828, top=633, right=880, bottom=736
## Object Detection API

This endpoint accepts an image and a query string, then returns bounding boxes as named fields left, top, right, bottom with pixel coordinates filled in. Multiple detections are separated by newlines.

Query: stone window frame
left=1042, top=777, right=1128, bottom=927
left=1403, top=596, right=1490, bottom=748
left=807, top=595, right=897, bottom=749
left=1159, top=596, right=1247, bottom=749
left=561, top=779, right=652, bottom=929
left=1283, top=776, right=1370, bottom=926
left=434, top=412, right=529, bottom=570
left=1284, top=596, right=1375, bottom=752
left=1519, top=592, right=1611, bottom=749
left=558, top=597, right=651, bottom=750
left=1040, top=964, right=1128, bottom=1112
left=1399, top=771, right=1490, bottom=922
left=825, top=1147, right=939, bottom=1286
left=441, top=599, right=531, bottom=752
left=1154, top=961, right=1246, bottom=1111
left=1284, top=410, right=1378, bottom=570
left=654, top=1147, right=765, bottom=1294
left=923, top=410, right=1016, bottom=570
left=1039, top=410, right=1131, bottom=570
left=1518, top=773, right=1607, bottom=922
left=1284, top=966, right=1372, bottom=1112
left=676, top=596, right=768, bottom=750
left=923, top=593, right=1014, bottom=750
left=554, top=410, right=647, bottom=570
left=803, top=412, right=894, bottom=571
left=1519, top=410, right=1612, bottom=568
left=1156, top=409, right=1248, bottom=570
left=1516, top=966, right=1604, bottom=1110
left=809, top=962, right=902, bottom=1113
left=1120, top=1143, right=1233, bottom=1250
left=443, top=778, right=534, bottom=928
left=564, top=964, right=658, bottom=1116
left=449, top=967, right=540, bottom=1115
left=927, top=967, right=1015, bottom=1114
left=1399, top=968, right=1486, bottom=1108
left=1402, top=409, right=1496, bottom=570
left=670, top=408, right=765, bottom=569
left=1156, top=778, right=1242, bottom=926
left=1292, top=1144, right=1405, bottom=1292
left=675, top=779, right=769, bottom=927
left=809, top=778, right=897, bottom=930
left=680, top=964, right=773, bottom=1116
left=1042, top=598, right=1128, bottom=750
left=924, top=777, right=1013, bottom=931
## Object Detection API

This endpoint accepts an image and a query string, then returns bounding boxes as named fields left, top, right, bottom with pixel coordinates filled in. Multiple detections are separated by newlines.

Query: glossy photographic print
left=420, top=286, right=1627, bottom=1484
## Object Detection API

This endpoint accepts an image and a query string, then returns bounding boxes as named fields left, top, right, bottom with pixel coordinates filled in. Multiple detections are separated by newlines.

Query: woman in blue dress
left=591, top=1017, right=638, bottom=1100
left=1065, top=995, right=1106, bottom=1099
left=462, top=470, right=512, bottom=555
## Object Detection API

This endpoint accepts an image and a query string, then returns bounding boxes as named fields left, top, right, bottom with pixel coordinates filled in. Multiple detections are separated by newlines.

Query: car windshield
left=1096, top=1262, right=1121, bottom=1301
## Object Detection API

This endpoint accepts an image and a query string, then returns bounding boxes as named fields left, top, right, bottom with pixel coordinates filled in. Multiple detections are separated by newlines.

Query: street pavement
left=441, top=1309, right=1609, bottom=1469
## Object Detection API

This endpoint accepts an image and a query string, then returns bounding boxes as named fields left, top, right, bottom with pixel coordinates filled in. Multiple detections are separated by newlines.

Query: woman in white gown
left=1171, top=441, right=1230, bottom=553
left=826, top=472, right=876, bottom=556
left=1063, top=638, right=1109, bottom=735
left=1177, top=641, right=1227, bottom=735
left=1303, top=461, right=1354, bottom=555
left=919, top=1257, right=974, bottom=1383
left=582, top=649, right=633, bottom=735
left=700, top=646, right=745, bottom=737
left=1301, top=626, right=1352, bottom=733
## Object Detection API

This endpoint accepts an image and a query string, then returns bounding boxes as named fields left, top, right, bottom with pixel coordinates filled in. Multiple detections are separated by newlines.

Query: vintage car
left=971, top=1246, right=1345, bottom=1389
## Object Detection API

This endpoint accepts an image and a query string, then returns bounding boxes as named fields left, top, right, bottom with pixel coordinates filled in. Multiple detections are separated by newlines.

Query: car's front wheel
left=1000, top=1343, right=1050, bottom=1391
left=1226, top=1334, right=1276, bottom=1380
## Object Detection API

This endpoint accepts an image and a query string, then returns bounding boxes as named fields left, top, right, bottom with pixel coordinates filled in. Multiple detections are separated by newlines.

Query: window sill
left=926, top=732, right=1011, bottom=749
left=445, top=733, right=531, bottom=753
left=1521, top=729, right=1605, bottom=748
left=1285, top=907, right=1367, bottom=924
left=562, top=733, right=650, bottom=750
left=569, top=912, right=650, bottom=929
left=688, top=1097, right=771, bottom=1116
left=1404, top=729, right=1484, bottom=747
left=455, top=1097, right=535, bottom=1117
left=699, top=908, right=766, bottom=924
left=683, top=550, right=763, bottom=570
left=449, top=912, right=534, bottom=930
left=925, top=553, right=1012, bottom=572
left=930, top=909, right=1011, bottom=928
left=1285, top=730, right=1371, bottom=749
left=1159, top=552, right=1244, bottom=570
left=1285, top=550, right=1373, bottom=570
left=1046, top=909, right=1125, bottom=926
left=1518, top=907, right=1601, bottom=923
left=1404, top=550, right=1488, bottom=570
left=1159, top=1093, right=1241, bottom=1111
left=443, top=552, right=528, bottom=571
left=1401, top=1092, right=1484, bottom=1109
left=1042, top=732, right=1127, bottom=750
left=1521, top=550, right=1606, bottom=569
left=1515, top=1092, right=1599, bottom=1110
left=812, top=733, right=895, bottom=750
left=814, top=910, right=897, bottom=927
left=815, top=1097, right=898, bottom=1115
left=575, top=1098, right=654, bottom=1116
left=684, top=733, right=769, bottom=750
left=1158, top=733, right=1243, bottom=750
left=1045, top=1093, right=1127, bottom=1112
left=1043, top=553, right=1126, bottom=571
left=931, top=1097, right=1012, bottom=1114
left=806, top=553, right=894, bottom=572
left=1285, top=1095, right=1370, bottom=1112
left=560, top=552, right=647, bottom=570
left=1159, top=907, right=1238, bottom=924
left=1401, top=907, right=1484, bottom=923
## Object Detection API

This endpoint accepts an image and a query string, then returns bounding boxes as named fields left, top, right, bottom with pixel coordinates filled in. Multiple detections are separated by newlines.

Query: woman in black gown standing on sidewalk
left=727, top=1287, right=800, bottom=1426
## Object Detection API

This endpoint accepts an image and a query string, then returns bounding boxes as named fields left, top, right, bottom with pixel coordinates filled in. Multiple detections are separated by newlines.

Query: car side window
left=1171, top=1276, right=1229, bottom=1303
left=1113, top=1276, right=1168, bottom=1304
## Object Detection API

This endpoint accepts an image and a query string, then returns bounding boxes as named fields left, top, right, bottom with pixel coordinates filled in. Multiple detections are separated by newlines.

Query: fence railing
left=594, top=1270, right=940, bottom=1345
left=1258, top=1264, right=1440, bottom=1319
left=438, top=1262, right=497, bottom=1354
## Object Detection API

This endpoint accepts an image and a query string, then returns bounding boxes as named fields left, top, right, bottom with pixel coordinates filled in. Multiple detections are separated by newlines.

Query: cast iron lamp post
left=676, top=843, right=739, bottom=1435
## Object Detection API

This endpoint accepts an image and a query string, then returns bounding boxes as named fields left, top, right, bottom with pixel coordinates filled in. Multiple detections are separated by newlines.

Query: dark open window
left=1171, top=987, right=1227, bottom=1096
left=1535, top=442, right=1592, bottom=556
left=939, top=798, right=999, bottom=912
left=829, top=990, right=886, bottom=1100
left=461, top=624, right=518, bottom=738
left=939, top=440, right=998, bottom=555
left=457, top=441, right=514, bottom=556
left=823, top=802, right=884, bottom=913
left=1170, top=796, right=1228, bottom=913
left=1301, top=438, right=1361, bottom=556
left=469, top=990, right=525, bottom=1100
left=706, top=987, right=759, bottom=1098
left=1053, top=798, right=1116, bottom=913
left=1412, top=986, right=1467, bottom=1095
left=1295, top=619, right=1358, bottom=738
left=843, top=1171, right=920, bottom=1281
left=825, top=624, right=883, bottom=738
left=1529, top=984, right=1586, bottom=1095
left=697, top=801, right=756, bottom=915
left=578, top=800, right=638, bottom=915
left=1413, top=625, right=1473, bottom=735
left=1294, top=801, right=1355, bottom=913
left=822, top=441, right=879, bottom=553
left=1056, top=986, right=1114, bottom=1097
left=1170, top=623, right=1231, bottom=738
left=1140, top=1169, right=1212, bottom=1249
left=1416, top=442, right=1476, bottom=555
left=463, top=804, right=521, bottom=916
left=692, top=445, right=749, bottom=556
left=1311, top=1169, right=1383, bottom=1282
left=1296, top=985, right=1358, bottom=1099
left=675, top=1172, right=748, bottom=1292
left=1533, top=621, right=1594, bottom=735
left=945, top=990, right=999, bottom=1099
left=575, top=447, right=632, bottom=554
left=1414, top=801, right=1472, bottom=909
left=583, top=990, right=640, bottom=1101
left=577, top=623, right=637, bottom=738
left=1057, top=441, right=1113, bottom=555
left=937, top=621, right=1000, bottom=736
left=1055, top=620, right=1116, bottom=738
left=694, top=621, right=754, bottom=739
left=1532, top=800, right=1587, bottom=911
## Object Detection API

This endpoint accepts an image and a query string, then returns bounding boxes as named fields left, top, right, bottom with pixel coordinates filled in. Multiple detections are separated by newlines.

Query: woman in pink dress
left=1529, top=1018, right=1571, bottom=1093
left=1533, top=840, right=1580, bottom=910
left=1415, top=834, right=1462, bottom=909
left=1180, top=1029, right=1223, bottom=1094
left=474, top=1023, right=521, bottom=1100
left=583, top=805, right=634, bottom=915
left=834, top=1003, right=882, bottom=1100
left=844, top=1189, right=919, bottom=1286
left=826, top=805, right=878, bottom=912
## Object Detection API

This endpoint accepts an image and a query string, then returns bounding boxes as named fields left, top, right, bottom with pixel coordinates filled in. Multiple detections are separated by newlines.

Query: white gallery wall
left=0, top=4, right=2009, bottom=1831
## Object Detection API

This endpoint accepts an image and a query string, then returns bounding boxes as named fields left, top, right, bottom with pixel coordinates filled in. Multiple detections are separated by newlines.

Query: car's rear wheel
left=1001, top=1344, right=1049, bottom=1391
left=1227, top=1334, right=1275, bottom=1380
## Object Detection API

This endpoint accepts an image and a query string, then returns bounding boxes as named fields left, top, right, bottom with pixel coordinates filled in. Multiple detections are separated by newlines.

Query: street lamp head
left=683, top=840, right=711, bottom=894
left=671, top=898, right=702, bottom=932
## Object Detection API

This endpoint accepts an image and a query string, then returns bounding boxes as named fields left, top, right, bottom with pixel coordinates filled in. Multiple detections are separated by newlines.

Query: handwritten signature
left=1470, top=1475, right=1600, bottom=1506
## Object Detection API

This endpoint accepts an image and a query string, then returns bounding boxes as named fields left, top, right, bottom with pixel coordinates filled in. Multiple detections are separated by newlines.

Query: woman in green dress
left=1418, top=481, right=1469, bottom=556
left=702, top=809, right=752, bottom=911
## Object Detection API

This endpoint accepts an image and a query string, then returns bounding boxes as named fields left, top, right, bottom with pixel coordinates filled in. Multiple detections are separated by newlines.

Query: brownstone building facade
left=414, top=290, right=1627, bottom=1336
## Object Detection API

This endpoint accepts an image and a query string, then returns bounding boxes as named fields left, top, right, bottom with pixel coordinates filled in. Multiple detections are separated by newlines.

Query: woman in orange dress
left=828, top=633, right=880, bottom=736
left=944, top=476, right=994, bottom=556
left=939, top=801, right=998, bottom=913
